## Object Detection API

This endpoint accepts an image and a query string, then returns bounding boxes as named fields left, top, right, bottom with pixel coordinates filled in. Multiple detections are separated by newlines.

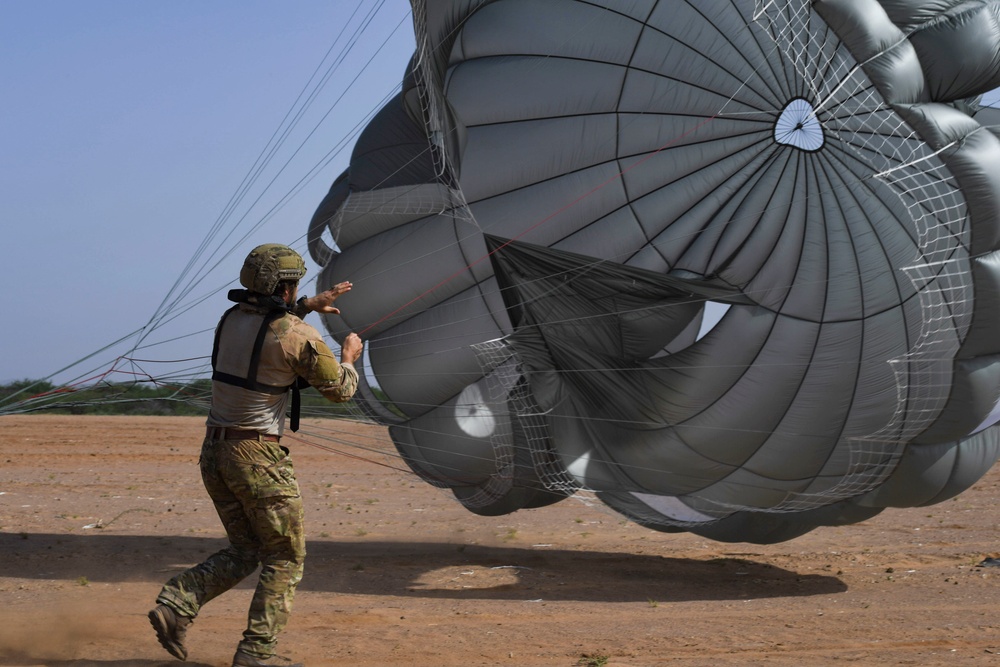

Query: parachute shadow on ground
left=1, top=533, right=845, bottom=603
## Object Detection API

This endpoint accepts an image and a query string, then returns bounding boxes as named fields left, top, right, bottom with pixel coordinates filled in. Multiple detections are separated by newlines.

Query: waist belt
left=206, top=427, right=280, bottom=442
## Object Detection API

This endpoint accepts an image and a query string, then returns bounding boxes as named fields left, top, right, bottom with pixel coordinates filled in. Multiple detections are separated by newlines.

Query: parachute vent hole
left=774, top=97, right=824, bottom=151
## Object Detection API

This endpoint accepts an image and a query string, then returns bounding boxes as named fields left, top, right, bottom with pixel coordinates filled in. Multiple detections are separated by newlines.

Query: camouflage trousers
left=156, top=435, right=306, bottom=658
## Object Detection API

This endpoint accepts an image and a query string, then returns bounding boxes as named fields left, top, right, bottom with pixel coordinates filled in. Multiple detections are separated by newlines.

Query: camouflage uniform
left=155, top=298, right=358, bottom=659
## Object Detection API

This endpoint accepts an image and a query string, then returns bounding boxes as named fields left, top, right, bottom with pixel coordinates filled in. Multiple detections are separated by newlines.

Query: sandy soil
left=0, top=415, right=997, bottom=667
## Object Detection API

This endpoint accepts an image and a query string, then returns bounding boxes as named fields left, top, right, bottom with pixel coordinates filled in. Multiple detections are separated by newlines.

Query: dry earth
left=0, top=415, right=997, bottom=667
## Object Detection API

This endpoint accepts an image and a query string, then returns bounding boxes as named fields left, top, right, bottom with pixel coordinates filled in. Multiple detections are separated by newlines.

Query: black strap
left=290, top=383, right=301, bottom=432
left=290, top=377, right=310, bottom=432
left=210, top=305, right=239, bottom=371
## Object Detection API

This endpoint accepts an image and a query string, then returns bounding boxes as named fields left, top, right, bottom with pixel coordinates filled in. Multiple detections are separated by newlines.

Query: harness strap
left=211, top=306, right=305, bottom=431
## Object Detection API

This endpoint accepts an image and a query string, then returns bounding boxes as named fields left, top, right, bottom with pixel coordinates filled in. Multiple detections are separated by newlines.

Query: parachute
left=307, top=0, right=1000, bottom=543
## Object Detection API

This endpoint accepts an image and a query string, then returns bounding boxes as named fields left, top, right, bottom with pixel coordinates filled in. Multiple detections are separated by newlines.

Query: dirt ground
left=0, top=415, right=997, bottom=667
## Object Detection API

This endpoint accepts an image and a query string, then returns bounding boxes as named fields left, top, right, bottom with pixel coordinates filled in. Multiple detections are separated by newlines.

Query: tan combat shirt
left=206, top=303, right=359, bottom=435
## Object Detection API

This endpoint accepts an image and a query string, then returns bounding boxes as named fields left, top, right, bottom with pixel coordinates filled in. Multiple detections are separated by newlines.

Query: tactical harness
left=211, top=304, right=309, bottom=432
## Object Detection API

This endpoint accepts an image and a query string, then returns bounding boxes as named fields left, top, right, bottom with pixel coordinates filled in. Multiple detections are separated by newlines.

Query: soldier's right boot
left=232, top=649, right=304, bottom=667
left=148, top=604, right=192, bottom=661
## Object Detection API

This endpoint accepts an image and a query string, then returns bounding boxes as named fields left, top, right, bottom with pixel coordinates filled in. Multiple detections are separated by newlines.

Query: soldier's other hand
left=341, top=333, right=363, bottom=365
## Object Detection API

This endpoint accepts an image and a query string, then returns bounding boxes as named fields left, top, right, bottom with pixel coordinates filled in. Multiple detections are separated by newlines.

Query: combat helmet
left=240, top=244, right=307, bottom=295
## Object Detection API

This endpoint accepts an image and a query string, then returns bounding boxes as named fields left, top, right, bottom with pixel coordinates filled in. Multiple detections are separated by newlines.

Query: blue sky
left=1, top=1, right=415, bottom=385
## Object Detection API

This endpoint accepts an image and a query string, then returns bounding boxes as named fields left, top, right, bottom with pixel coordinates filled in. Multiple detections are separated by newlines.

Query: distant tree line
left=0, top=379, right=356, bottom=418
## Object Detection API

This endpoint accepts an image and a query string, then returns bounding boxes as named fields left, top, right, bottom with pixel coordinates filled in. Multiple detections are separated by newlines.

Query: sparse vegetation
left=1, top=378, right=212, bottom=416
left=0, top=377, right=359, bottom=417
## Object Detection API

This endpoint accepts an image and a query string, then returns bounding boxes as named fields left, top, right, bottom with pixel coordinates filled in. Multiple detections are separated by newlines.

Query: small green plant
left=647, top=598, right=658, bottom=607
left=351, top=562, right=365, bottom=571
left=76, top=576, right=89, bottom=586
left=576, top=654, right=609, bottom=667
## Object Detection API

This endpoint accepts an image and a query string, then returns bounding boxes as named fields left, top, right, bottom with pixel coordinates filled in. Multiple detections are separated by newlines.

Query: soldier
left=148, top=243, right=363, bottom=667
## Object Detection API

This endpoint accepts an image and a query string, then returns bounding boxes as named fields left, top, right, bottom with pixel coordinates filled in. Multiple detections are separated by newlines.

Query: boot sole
left=148, top=607, right=188, bottom=661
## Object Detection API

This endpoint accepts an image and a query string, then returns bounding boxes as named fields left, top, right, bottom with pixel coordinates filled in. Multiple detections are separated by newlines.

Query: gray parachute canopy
left=308, top=0, right=1000, bottom=543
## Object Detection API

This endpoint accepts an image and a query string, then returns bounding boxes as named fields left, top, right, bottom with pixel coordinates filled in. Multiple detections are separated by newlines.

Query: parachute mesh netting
left=470, top=339, right=582, bottom=505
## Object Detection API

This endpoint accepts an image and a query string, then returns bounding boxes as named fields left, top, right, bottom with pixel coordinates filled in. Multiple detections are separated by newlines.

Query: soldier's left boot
left=148, top=604, right=192, bottom=661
